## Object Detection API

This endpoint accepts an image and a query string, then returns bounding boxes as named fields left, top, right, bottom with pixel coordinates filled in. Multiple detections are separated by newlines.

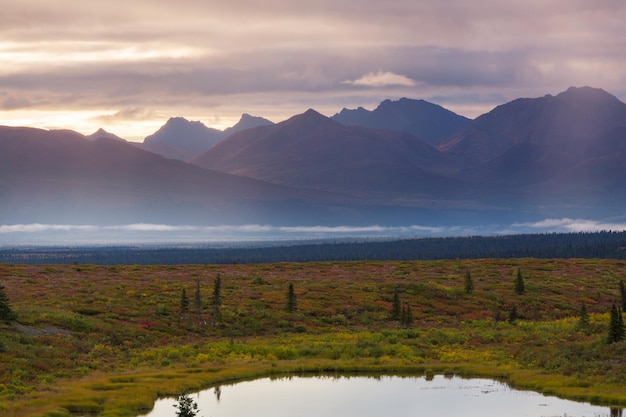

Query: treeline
left=2, top=230, right=626, bottom=265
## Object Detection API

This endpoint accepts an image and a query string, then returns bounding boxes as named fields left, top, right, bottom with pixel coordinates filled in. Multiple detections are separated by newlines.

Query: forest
left=2, top=230, right=626, bottom=265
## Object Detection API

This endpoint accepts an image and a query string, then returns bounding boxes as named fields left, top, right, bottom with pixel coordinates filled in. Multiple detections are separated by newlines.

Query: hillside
left=0, top=126, right=352, bottom=225
left=193, top=109, right=466, bottom=201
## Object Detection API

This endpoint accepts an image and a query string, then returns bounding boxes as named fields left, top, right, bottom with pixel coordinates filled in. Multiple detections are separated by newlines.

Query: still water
left=139, top=375, right=622, bottom=417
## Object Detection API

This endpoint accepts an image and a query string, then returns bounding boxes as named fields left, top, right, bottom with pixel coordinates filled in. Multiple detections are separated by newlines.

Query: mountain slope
left=138, top=114, right=274, bottom=161
left=0, top=126, right=355, bottom=225
left=192, top=109, right=466, bottom=201
left=222, top=113, right=274, bottom=136
left=437, top=86, right=626, bottom=209
left=139, top=117, right=223, bottom=160
left=332, top=98, right=471, bottom=144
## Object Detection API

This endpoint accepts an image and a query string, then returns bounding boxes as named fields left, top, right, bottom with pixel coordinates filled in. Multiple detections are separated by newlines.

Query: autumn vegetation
left=0, top=258, right=625, bottom=416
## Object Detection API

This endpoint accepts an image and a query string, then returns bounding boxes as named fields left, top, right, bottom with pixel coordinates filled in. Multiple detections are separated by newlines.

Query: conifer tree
left=286, top=282, right=297, bottom=313
left=179, top=288, right=189, bottom=320
left=508, top=305, right=518, bottom=324
left=194, top=278, right=202, bottom=312
left=174, top=392, right=200, bottom=417
left=391, top=287, right=401, bottom=320
left=464, top=270, right=474, bottom=294
left=607, top=302, right=625, bottom=344
left=211, top=274, right=222, bottom=325
left=620, top=279, right=626, bottom=310
left=0, top=285, right=16, bottom=322
left=514, top=268, right=525, bottom=295
left=578, top=301, right=590, bottom=329
left=402, top=304, right=413, bottom=326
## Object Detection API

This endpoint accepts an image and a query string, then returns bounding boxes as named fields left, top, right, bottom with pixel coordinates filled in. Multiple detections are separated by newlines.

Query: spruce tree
left=391, top=288, right=401, bottom=320
left=514, top=268, right=525, bottom=295
left=620, top=279, right=626, bottom=311
left=174, top=392, right=200, bottom=417
left=578, top=301, right=590, bottom=329
left=403, top=304, right=413, bottom=326
left=179, top=288, right=189, bottom=319
left=286, top=282, right=297, bottom=313
left=508, top=305, right=518, bottom=324
left=607, top=302, right=625, bottom=344
left=464, top=270, right=474, bottom=294
left=194, top=278, right=202, bottom=313
left=211, top=274, right=222, bottom=325
left=0, top=285, right=16, bottom=322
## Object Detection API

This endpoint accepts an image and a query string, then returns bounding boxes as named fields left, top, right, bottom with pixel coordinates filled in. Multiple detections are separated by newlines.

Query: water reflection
left=139, top=375, right=623, bottom=417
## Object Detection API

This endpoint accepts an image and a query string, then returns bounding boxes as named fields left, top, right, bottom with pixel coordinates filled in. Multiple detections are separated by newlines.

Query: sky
left=1, top=1, right=625, bottom=142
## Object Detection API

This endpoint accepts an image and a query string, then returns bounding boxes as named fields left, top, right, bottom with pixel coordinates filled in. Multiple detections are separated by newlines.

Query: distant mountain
left=0, top=126, right=356, bottom=225
left=436, top=86, right=626, bottom=210
left=222, top=113, right=274, bottom=136
left=138, top=114, right=274, bottom=161
left=192, top=109, right=465, bottom=201
left=140, top=117, right=223, bottom=160
left=4, top=86, right=626, bottom=228
left=87, top=128, right=127, bottom=142
left=332, top=98, right=471, bottom=144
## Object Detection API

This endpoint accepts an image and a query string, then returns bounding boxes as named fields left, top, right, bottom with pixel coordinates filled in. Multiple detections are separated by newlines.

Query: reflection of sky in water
left=139, top=375, right=618, bottom=417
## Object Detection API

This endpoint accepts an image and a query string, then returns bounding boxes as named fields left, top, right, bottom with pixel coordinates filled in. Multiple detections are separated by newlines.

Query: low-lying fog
left=1, top=218, right=625, bottom=247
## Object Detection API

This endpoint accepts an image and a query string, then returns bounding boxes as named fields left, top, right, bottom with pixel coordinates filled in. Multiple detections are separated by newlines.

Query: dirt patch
left=13, top=322, right=73, bottom=337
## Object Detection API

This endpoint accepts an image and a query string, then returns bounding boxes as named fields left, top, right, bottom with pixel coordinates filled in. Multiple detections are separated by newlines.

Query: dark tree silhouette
left=464, top=270, right=474, bottom=294
left=607, top=302, right=625, bottom=344
left=514, top=268, right=525, bottom=295
left=620, top=279, right=626, bottom=310
left=508, top=305, right=519, bottom=324
left=174, top=392, right=200, bottom=417
left=391, top=287, right=401, bottom=320
left=578, top=301, right=590, bottom=329
left=211, top=274, right=222, bottom=325
left=179, top=288, right=189, bottom=322
left=286, top=282, right=297, bottom=313
left=0, top=285, right=16, bottom=322
left=194, top=278, right=202, bottom=324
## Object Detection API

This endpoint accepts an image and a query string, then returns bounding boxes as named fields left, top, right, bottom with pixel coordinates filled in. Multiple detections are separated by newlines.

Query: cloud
left=344, top=71, right=417, bottom=88
left=1, top=1, right=626, bottom=134
left=0, top=224, right=97, bottom=233
left=512, top=218, right=626, bottom=233
left=93, top=107, right=157, bottom=123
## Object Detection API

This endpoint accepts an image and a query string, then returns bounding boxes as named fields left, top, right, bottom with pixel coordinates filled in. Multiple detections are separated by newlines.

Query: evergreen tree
left=464, top=270, right=474, bottom=294
left=391, top=287, right=401, bottom=320
left=211, top=274, right=222, bottom=325
left=179, top=288, right=189, bottom=319
left=607, top=302, right=625, bottom=344
left=514, top=268, right=525, bottom=295
left=578, top=301, right=590, bottom=329
left=0, top=285, right=16, bottom=322
left=286, top=282, right=297, bottom=313
left=194, top=278, right=202, bottom=312
left=173, top=392, right=200, bottom=417
left=508, top=305, right=518, bottom=324
left=620, top=279, right=626, bottom=310
left=402, top=304, right=413, bottom=326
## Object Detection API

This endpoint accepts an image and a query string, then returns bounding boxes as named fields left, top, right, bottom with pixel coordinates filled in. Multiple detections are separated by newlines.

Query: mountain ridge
left=3, top=86, right=626, bottom=227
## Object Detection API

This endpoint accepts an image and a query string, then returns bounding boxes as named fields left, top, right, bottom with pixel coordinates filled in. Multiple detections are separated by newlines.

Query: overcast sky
left=1, top=0, right=625, bottom=141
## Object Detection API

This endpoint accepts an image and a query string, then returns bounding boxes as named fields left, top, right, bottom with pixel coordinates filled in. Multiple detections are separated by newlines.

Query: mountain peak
left=87, top=128, right=125, bottom=142
left=223, top=113, right=274, bottom=136
left=556, top=86, right=619, bottom=103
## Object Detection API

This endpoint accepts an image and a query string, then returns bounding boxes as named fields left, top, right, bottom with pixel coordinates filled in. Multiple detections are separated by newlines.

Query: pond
left=139, top=374, right=623, bottom=417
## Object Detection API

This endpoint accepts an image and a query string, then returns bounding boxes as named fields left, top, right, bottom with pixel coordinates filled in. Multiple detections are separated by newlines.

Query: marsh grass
left=1, top=259, right=626, bottom=416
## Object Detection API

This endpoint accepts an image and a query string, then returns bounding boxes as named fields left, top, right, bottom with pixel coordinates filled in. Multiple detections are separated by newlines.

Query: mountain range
left=2, top=86, right=626, bottom=227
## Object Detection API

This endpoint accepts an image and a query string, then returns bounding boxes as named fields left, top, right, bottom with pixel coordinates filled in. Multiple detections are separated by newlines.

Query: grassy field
left=1, top=258, right=625, bottom=416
